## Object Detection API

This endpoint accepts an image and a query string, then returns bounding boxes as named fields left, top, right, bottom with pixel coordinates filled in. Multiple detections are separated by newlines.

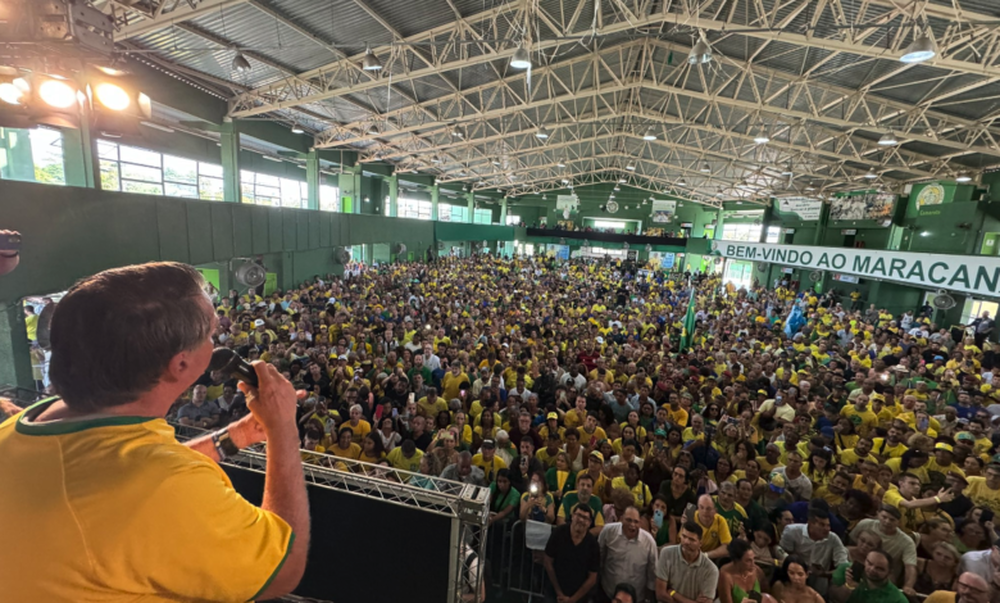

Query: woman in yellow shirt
left=358, top=433, right=386, bottom=466
left=328, top=428, right=362, bottom=461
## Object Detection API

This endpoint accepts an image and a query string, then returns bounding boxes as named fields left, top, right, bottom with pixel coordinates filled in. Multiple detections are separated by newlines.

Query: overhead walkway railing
left=525, top=227, right=688, bottom=248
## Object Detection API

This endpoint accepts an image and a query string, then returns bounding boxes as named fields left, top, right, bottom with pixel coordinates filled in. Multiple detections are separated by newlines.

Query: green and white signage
left=775, top=198, right=822, bottom=221
left=710, top=240, right=1000, bottom=297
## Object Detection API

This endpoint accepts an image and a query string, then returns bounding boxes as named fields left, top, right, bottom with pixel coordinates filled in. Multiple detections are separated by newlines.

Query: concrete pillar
left=758, top=203, right=774, bottom=243
left=466, top=191, right=475, bottom=223
left=500, top=196, right=508, bottom=225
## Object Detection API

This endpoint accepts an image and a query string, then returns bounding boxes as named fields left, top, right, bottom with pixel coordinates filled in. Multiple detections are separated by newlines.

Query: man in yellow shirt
left=965, top=463, right=1000, bottom=515
left=471, top=439, right=506, bottom=484
left=441, top=360, right=469, bottom=402
left=691, top=494, right=731, bottom=559
left=23, top=304, right=38, bottom=341
left=0, top=262, right=307, bottom=601
left=872, top=424, right=909, bottom=462
left=840, top=394, right=878, bottom=437
left=417, top=387, right=448, bottom=419
left=882, top=472, right=954, bottom=534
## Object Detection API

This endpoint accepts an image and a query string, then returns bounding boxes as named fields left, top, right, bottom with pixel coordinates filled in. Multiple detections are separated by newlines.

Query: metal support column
left=500, top=196, right=508, bottom=225
left=62, top=120, right=100, bottom=188
left=386, top=174, right=398, bottom=218
left=466, top=191, right=475, bottom=223
left=306, top=149, right=320, bottom=211
left=431, top=183, right=440, bottom=221
left=220, top=120, right=241, bottom=203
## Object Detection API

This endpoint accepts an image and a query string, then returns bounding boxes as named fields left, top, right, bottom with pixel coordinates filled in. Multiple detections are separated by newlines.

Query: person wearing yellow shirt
left=882, top=472, right=955, bottom=535
left=814, top=471, right=852, bottom=507
left=440, top=362, right=469, bottom=402
left=871, top=425, right=908, bottom=462
left=416, top=388, right=448, bottom=419
left=579, top=414, right=608, bottom=449
left=691, top=494, right=732, bottom=559
left=387, top=440, right=424, bottom=474
left=964, top=464, right=1000, bottom=515
left=840, top=395, right=878, bottom=438
left=682, top=414, right=706, bottom=444
left=23, top=305, right=38, bottom=341
left=839, top=437, right=878, bottom=469
left=341, top=404, right=371, bottom=444
left=666, top=394, right=689, bottom=428
left=564, top=397, right=588, bottom=430
left=471, top=440, right=506, bottom=484
left=328, top=428, right=362, bottom=460
left=756, top=445, right=783, bottom=475
left=926, top=443, right=965, bottom=482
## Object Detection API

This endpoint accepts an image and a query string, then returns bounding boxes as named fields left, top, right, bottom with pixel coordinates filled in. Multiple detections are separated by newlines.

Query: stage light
left=753, top=133, right=770, bottom=144
left=0, top=77, right=28, bottom=105
left=95, top=82, right=130, bottom=111
left=878, top=132, right=898, bottom=146
left=232, top=52, right=252, bottom=73
left=642, top=127, right=657, bottom=141
left=956, top=173, right=972, bottom=183
left=688, top=33, right=712, bottom=65
left=39, top=78, right=77, bottom=109
left=291, top=122, right=305, bottom=134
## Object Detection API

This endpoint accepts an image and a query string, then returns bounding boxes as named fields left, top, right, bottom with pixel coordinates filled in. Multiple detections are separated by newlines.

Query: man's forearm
left=261, top=426, right=310, bottom=593
left=904, top=564, right=916, bottom=590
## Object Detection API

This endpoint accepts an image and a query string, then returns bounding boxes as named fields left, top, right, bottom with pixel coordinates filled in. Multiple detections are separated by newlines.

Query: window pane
left=165, top=182, right=198, bottom=198
left=123, top=180, right=163, bottom=195
left=99, top=160, right=120, bottom=191
left=118, top=145, right=161, bottom=168
left=200, top=162, right=223, bottom=178
left=240, top=170, right=255, bottom=184
left=256, top=173, right=280, bottom=187
left=121, top=162, right=162, bottom=183
left=97, top=140, right=119, bottom=160
left=256, top=185, right=280, bottom=199
left=199, top=176, right=225, bottom=201
left=30, top=128, right=65, bottom=185
left=280, top=178, right=303, bottom=208
left=320, top=185, right=340, bottom=212
left=163, top=155, right=198, bottom=184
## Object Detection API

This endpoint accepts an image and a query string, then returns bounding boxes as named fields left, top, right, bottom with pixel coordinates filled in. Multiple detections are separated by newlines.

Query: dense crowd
left=170, top=254, right=1000, bottom=603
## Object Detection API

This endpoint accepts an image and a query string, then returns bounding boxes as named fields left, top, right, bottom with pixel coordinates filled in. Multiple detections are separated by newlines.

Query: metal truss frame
left=170, top=422, right=491, bottom=603
left=106, top=0, right=1000, bottom=201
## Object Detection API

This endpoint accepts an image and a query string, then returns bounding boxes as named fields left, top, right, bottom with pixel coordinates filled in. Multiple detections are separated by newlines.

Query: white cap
left=254, top=319, right=265, bottom=327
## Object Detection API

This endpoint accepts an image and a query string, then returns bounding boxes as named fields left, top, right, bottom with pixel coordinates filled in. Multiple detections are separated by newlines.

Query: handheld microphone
left=209, top=348, right=259, bottom=388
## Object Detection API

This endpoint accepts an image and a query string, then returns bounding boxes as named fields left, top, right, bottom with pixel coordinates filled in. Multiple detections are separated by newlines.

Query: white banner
left=709, top=240, right=1000, bottom=298
left=650, top=200, right=677, bottom=223
left=829, top=192, right=896, bottom=222
left=556, top=194, right=579, bottom=210
left=776, top=198, right=822, bottom=221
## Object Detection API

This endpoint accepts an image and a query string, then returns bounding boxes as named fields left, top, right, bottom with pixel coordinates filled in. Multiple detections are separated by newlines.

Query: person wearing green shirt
left=832, top=549, right=908, bottom=603
left=488, top=468, right=520, bottom=527
left=557, top=473, right=604, bottom=535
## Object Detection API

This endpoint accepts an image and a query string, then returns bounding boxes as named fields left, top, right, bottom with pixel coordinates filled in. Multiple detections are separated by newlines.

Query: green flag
left=679, top=289, right=697, bottom=351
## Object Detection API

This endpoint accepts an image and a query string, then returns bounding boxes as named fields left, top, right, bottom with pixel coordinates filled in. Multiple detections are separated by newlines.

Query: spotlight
left=561, top=178, right=569, bottom=184
left=626, top=163, right=635, bottom=171
left=678, top=178, right=687, bottom=187
left=780, top=164, right=793, bottom=176
left=0, top=77, right=28, bottom=105
left=956, top=173, right=973, bottom=183
left=291, top=122, right=305, bottom=134
left=232, top=51, right=252, bottom=73
left=619, top=178, right=627, bottom=183
left=642, top=127, right=657, bottom=141
left=557, top=159, right=566, bottom=168
left=688, top=33, right=712, bottom=65
left=510, top=46, right=531, bottom=70
left=864, top=168, right=878, bottom=179
left=38, top=78, right=77, bottom=109
left=536, top=125, right=549, bottom=139
left=900, top=32, right=937, bottom=64
left=700, top=163, right=711, bottom=173
left=362, top=44, right=383, bottom=71
left=878, top=132, right=898, bottom=146
left=95, top=82, right=130, bottom=111
left=613, top=186, right=620, bottom=191
left=753, top=133, right=770, bottom=144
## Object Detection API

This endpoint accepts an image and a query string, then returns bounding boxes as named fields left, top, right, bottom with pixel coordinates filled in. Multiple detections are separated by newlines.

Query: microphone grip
left=228, top=357, right=259, bottom=388
left=212, top=348, right=259, bottom=388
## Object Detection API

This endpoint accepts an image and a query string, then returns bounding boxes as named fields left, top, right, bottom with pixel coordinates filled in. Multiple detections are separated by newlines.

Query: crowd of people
left=163, top=254, right=1000, bottom=603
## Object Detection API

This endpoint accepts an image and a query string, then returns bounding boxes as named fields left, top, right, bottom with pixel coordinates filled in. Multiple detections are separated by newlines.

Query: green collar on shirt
left=15, top=397, right=156, bottom=436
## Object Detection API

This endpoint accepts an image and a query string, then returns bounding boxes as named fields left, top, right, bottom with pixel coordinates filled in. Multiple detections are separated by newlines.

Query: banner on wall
left=650, top=200, right=677, bottom=223
left=709, top=240, right=1000, bottom=297
left=661, top=252, right=676, bottom=270
left=776, top=198, right=822, bottom=221
left=546, top=244, right=570, bottom=260
left=556, top=194, right=579, bottom=210
left=829, top=192, right=896, bottom=223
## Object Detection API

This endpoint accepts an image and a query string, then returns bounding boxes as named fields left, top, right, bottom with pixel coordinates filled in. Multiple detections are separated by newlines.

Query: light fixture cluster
left=0, top=67, right=151, bottom=129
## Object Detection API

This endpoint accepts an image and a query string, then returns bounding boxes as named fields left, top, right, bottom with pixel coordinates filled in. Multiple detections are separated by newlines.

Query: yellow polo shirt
left=694, top=511, right=732, bottom=553
left=0, top=398, right=293, bottom=602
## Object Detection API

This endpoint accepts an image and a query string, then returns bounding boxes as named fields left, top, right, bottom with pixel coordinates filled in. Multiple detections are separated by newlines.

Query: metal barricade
left=502, top=520, right=550, bottom=601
